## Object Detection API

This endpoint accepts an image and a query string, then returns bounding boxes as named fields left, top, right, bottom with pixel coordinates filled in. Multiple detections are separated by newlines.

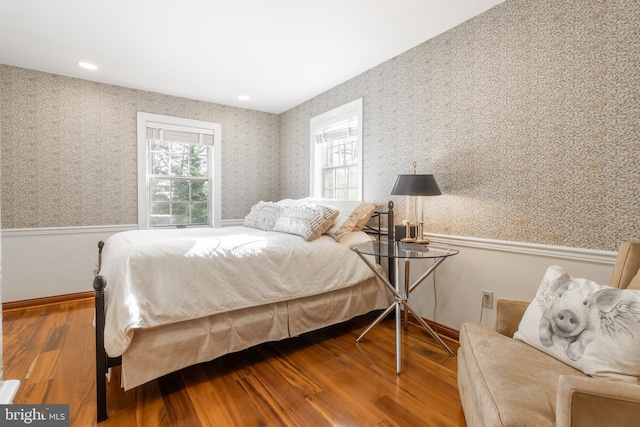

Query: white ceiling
left=0, top=0, right=504, bottom=114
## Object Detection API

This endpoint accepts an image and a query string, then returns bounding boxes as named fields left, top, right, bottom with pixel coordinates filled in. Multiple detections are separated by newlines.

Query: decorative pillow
left=243, top=201, right=283, bottom=231
left=272, top=204, right=339, bottom=241
left=305, top=198, right=376, bottom=241
left=514, top=265, right=640, bottom=383
left=352, top=203, right=377, bottom=231
left=277, top=198, right=376, bottom=240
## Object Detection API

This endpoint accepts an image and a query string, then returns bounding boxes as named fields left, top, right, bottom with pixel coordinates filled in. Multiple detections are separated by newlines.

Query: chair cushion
left=458, top=322, right=585, bottom=427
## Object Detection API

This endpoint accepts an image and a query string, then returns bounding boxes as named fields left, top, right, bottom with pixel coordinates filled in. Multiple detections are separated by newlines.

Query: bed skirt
left=120, top=275, right=391, bottom=389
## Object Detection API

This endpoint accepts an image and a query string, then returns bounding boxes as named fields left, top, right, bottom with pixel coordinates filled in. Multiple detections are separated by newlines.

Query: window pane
left=349, top=166, right=358, bottom=188
left=150, top=216, right=171, bottom=227
left=149, top=141, right=170, bottom=175
left=150, top=140, right=169, bottom=152
left=344, top=141, right=355, bottom=164
left=332, top=144, right=341, bottom=166
left=150, top=179, right=170, bottom=201
left=340, top=143, right=347, bottom=165
left=191, top=180, right=208, bottom=202
left=323, top=169, right=334, bottom=190
left=171, top=143, right=189, bottom=176
left=191, top=202, right=209, bottom=224
left=335, top=167, right=348, bottom=189
left=172, top=202, right=190, bottom=225
left=189, top=145, right=207, bottom=177
left=150, top=202, right=171, bottom=226
left=151, top=202, right=170, bottom=216
left=335, top=189, right=349, bottom=199
left=323, top=188, right=334, bottom=199
left=171, top=180, right=190, bottom=202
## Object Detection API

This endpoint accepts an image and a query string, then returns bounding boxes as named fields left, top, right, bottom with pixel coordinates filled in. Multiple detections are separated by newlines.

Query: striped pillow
left=273, top=204, right=339, bottom=241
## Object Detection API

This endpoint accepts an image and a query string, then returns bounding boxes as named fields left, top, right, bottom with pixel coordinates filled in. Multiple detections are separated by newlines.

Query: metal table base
left=353, top=249, right=455, bottom=374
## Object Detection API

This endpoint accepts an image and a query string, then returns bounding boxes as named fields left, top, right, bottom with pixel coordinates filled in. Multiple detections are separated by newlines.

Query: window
left=137, top=112, right=221, bottom=229
left=310, top=98, right=363, bottom=200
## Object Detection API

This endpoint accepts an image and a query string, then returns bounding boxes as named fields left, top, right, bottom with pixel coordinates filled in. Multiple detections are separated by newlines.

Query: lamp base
left=400, top=237, right=416, bottom=243
left=395, top=225, right=416, bottom=241
left=415, top=222, right=430, bottom=244
left=414, top=238, right=430, bottom=245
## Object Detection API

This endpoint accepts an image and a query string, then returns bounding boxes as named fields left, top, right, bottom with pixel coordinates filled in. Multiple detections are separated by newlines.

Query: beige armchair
left=458, top=241, right=640, bottom=427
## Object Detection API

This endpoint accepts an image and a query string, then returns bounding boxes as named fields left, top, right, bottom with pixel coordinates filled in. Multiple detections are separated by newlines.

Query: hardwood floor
left=3, top=299, right=466, bottom=426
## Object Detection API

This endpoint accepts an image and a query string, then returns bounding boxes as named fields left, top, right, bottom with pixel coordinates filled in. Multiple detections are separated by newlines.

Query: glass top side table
left=350, top=240, right=459, bottom=374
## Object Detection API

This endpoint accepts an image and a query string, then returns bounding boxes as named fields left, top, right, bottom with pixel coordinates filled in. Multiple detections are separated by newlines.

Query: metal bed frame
left=92, top=201, right=394, bottom=422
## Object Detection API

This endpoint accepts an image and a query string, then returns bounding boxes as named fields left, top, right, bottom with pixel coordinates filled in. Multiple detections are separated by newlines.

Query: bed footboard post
left=387, top=201, right=395, bottom=285
left=96, top=240, right=105, bottom=274
left=93, top=274, right=108, bottom=422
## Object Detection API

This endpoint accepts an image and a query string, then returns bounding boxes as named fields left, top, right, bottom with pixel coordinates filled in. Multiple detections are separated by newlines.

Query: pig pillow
left=514, top=265, right=640, bottom=383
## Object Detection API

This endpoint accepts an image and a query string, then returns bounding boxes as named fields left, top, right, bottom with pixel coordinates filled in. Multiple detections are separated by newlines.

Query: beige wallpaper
left=0, top=65, right=280, bottom=228
left=279, top=0, right=640, bottom=251
left=1, top=0, right=638, bottom=253
left=0, top=86, right=3, bottom=381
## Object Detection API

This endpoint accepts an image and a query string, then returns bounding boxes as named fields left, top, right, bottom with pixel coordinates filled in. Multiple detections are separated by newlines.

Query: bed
left=93, top=199, right=395, bottom=421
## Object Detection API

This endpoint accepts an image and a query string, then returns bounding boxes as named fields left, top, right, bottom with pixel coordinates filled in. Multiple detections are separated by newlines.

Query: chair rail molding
left=426, top=233, right=617, bottom=265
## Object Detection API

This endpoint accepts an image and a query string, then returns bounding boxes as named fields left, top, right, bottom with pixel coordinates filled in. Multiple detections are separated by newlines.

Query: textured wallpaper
left=1, top=0, right=639, bottom=253
left=0, top=66, right=280, bottom=228
left=0, top=91, right=3, bottom=381
left=279, top=0, right=640, bottom=251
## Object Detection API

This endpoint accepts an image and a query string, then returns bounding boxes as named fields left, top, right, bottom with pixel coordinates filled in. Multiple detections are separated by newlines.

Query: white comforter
left=101, top=226, right=374, bottom=357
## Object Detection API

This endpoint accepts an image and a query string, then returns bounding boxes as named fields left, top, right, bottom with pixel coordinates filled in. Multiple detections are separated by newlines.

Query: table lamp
left=390, top=163, right=441, bottom=244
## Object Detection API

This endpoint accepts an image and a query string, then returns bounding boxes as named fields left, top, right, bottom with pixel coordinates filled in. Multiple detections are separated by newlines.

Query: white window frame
left=137, top=112, right=222, bottom=229
left=309, top=98, right=363, bottom=200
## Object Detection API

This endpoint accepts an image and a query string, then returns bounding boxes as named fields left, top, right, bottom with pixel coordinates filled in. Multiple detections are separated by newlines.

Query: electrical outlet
left=482, top=290, right=493, bottom=309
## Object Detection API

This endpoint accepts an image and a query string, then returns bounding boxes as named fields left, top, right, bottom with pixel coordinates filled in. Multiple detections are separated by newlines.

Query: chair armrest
left=556, top=375, right=640, bottom=427
left=494, top=298, right=530, bottom=337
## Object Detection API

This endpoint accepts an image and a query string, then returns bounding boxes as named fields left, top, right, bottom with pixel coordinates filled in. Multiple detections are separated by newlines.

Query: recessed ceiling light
left=78, top=61, right=98, bottom=70
left=238, top=95, right=250, bottom=101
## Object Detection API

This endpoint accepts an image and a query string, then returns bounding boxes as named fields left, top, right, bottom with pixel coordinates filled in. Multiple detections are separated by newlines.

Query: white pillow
left=514, top=265, right=640, bottom=383
left=276, top=197, right=314, bottom=207
left=243, top=201, right=283, bottom=231
left=352, top=203, right=377, bottom=231
left=272, top=204, right=339, bottom=241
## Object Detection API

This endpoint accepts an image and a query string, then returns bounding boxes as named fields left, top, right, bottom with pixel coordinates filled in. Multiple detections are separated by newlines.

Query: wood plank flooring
left=3, top=299, right=466, bottom=426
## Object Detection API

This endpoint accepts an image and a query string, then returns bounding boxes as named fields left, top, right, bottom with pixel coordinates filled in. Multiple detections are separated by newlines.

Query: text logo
left=0, top=405, right=69, bottom=426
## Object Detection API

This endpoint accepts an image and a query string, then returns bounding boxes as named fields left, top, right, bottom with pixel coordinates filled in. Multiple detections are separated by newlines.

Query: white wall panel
left=1, top=226, right=135, bottom=302
left=1, top=226, right=618, bottom=334
left=393, top=234, right=616, bottom=330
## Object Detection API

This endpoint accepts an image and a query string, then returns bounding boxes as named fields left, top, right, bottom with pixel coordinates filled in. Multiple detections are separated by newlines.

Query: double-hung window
left=137, top=112, right=221, bottom=229
left=310, top=98, right=363, bottom=200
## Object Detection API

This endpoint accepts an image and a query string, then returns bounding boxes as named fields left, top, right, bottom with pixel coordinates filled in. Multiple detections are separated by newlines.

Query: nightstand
left=350, top=240, right=459, bottom=373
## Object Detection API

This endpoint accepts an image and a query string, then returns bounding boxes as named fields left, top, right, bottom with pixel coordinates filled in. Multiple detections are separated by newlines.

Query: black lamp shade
left=390, top=174, right=441, bottom=196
